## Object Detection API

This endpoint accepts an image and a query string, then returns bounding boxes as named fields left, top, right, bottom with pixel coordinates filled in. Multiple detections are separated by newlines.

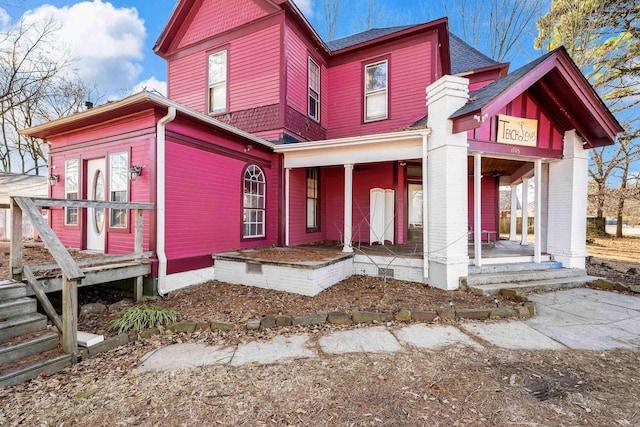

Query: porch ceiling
left=467, top=157, right=528, bottom=177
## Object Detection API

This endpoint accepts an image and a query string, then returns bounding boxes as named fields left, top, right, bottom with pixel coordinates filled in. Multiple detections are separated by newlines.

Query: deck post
left=134, top=208, right=144, bottom=302
left=285, top=168, right=290, bottom=247
left=62, top=276, right=78, bottom=358
left=9, top=197, right=23, bottom=281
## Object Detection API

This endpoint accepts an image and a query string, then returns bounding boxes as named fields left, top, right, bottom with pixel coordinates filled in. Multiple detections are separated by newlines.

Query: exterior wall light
left=48, top=174, right=59, bottom=186
left=129, top=165, right=143, bottom=181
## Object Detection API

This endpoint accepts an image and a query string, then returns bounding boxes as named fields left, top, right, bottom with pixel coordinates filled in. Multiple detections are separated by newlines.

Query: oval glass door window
left=93, top=170, right=105, bottom=234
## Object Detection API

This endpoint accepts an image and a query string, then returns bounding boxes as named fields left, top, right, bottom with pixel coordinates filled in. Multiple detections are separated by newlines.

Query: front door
left=407, top=182, right=423, bottom=242
left=86, top=158, right=106, bottom=252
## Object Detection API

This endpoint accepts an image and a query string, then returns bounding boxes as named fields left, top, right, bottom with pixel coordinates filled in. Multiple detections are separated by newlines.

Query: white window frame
left=109, top=151, right=129, bottom=229
left=243, top=165, right=266, bottom=239
left=306, top=168, right=319, bottom=231
left=208, top=50, right=228, bottom=114
left=364, top=60, right=388, bottom=122
left=308, top=57, right=320, bottom=121
left=64, top=159, right=79, bottom=226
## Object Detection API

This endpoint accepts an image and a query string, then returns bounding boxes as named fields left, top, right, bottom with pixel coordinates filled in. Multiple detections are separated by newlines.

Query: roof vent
left=85, top=101, right=94, bottom=109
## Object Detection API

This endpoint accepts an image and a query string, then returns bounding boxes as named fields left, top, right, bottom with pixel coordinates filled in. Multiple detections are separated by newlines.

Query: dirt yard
left=1, top=238, right=640, bottom=425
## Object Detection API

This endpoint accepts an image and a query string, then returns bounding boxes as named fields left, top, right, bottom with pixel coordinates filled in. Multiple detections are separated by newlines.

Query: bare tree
left=443, top=0, right=542, bottom=62
left=321, top=0, right=339, bottom=40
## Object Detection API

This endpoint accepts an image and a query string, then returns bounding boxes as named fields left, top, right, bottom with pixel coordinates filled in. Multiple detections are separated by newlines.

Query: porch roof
left=20, top=91, right=274, bottom=150
left=449, top=48, right=624, bottom=148
left=273, top=129, right=429, bottom=168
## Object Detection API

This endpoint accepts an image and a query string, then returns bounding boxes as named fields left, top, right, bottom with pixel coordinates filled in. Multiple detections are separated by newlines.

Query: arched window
left=243, top=165, right=266, bottom=238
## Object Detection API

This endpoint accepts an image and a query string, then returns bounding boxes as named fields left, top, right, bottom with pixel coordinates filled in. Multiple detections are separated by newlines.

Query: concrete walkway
left=137, top=289, right=640, bottom=373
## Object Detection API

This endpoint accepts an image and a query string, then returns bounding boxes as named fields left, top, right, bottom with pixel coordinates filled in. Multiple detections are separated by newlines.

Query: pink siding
left=292, top=163, right=396, bottom=246
left=177, top=0, right=269, bottom=49
left=164, top=120, right=279, bottom=274
left=467, top=177, right=499, bottom=233
left=327, top=33, right=436, bottom=139
left=169, top=24, right=281, bottom=116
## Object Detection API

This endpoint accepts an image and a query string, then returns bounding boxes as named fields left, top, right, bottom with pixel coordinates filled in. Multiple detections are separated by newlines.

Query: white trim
left=534, top=159, right=542, bottom=263
left=473, top=153, right=482, bottom=266
left=285, top=168, right=290, bottom=246
left=521, top=177, right=529, bottom=245
left=509, top=183, right=518, bottom=241
left=421, top=132, right=428, bottom=281
left=343, top=164, right=354, bottom=253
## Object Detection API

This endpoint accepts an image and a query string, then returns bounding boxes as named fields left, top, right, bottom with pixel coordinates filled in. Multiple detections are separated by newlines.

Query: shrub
left=110, top=304, right=179, bottom=334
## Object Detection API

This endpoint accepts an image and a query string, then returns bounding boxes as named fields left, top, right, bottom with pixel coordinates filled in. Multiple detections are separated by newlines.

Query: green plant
left=110, top=304, right=179, bottom=334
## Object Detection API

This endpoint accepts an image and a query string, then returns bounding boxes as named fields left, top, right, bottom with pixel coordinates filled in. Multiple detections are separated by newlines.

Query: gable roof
left=448, top=33, right=503, bottom=75
left=450, top=47, right=623, bottom=148
left=326, top=25, right=415, bottom=51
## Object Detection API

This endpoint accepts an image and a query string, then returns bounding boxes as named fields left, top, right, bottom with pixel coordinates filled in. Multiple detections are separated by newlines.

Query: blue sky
left=1, top=0, right=537, bottom=100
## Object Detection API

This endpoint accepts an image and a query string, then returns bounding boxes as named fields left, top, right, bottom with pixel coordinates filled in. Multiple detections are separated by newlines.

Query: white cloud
left=21, top=0, right=147, bottom=97
left=0, top=8, right=10, bottom=29
left=292, top=0, right=314, bottom=18
left=131, top=76, right=167, bottom=97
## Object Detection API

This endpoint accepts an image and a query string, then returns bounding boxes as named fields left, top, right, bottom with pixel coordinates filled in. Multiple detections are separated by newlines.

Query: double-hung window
left=64, top=159, right=79, bottom=226
left=306, top=168, right=319, bottom=231
left=243, top=165, right=266, bottom=238
left=364, top=60, right=388, bottom=122
left=208, top=50, right=227, bottom=114
left=308, top=58, right=320, bottom=121
left=109, top=152, right=128, bottom=228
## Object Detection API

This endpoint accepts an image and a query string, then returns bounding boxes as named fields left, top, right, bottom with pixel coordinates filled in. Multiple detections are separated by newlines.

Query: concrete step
left=470, top=275, right=599, bottom=296
left=468, top=261, right=562, bottom=275
left=467, top=268, right=586, bottom=287
left=0, top=297, right=37, bottom=320
left=0, top=281, right=27, bottom=301
left=0, top=331, right=59, bottom=366
left=0, top=313, right=48, bottom=343
left=0, top=352, right=71, bottom=387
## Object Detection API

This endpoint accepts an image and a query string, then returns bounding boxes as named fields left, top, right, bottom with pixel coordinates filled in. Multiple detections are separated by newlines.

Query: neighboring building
left=0, top=173, right=48, bottom=240
left=22, top=0, right=622, bottom=294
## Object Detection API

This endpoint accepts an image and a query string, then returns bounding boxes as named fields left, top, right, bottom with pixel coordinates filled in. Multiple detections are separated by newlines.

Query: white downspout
left=421, top=131, right=428, bottom=281
left=156, top=106, right=176, bottom=296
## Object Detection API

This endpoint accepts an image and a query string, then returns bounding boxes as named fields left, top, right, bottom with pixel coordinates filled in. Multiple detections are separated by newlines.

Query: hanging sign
left=496, top=114, right=538, bottom=147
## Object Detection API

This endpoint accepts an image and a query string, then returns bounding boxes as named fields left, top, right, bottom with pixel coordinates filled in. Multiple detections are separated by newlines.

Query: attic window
left=308, top=57, right=320, bottom=121
left=208, top=50, right=227, bottom=114
left=364, top=60, right=388, bottom=122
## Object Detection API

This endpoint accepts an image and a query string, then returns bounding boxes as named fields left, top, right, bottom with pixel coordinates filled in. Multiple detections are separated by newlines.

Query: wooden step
left=0, top=313, right=47, bottom=342
left=0, top=352, right=71, bottom=387
left=0, top=281, right=27, bottom=301
left=0, top=297, right=37, bottom=320
left=0, top=331, right=59, bottom=366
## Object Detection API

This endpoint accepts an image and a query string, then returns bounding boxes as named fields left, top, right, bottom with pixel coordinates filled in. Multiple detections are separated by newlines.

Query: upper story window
left=208, top=50, right=227, bottom=114
left=308, top=57, right=320, bottom=121
left=364, top=60, right=388, bottom=122
left=109, top=152, right=128, bottom=228
left=64, top=159, right=79, bottom=226
left=243, top=165, right=266, bottom=238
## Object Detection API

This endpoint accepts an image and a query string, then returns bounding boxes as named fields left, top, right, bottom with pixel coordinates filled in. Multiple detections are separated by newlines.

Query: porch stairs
left=467, top=262, right=599, bottom=295
left=0, top=280, right=71, bottom=388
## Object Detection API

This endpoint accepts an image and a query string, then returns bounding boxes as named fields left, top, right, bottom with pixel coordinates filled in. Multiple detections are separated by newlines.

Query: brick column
left=547, top=130, right=589, bottom=268
left=426, top=76, right=469, bottom=290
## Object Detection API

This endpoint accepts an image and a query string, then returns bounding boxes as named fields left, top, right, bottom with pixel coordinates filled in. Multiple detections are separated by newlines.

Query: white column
left=426, top=75, right=470, bottom=290
left=421, top=132, right=429, bottom=281
left=509, top=184, right=518, bottom=241
left=521, top=178, right=529, bottom=245
left=534, top=159, right=542, bottom=263
left=473, top=153, right=482, bottom=266
left=547, top=130, right=589, bottom=268
left=343, top=164, right=354, bottom=253
left=285, top=168, right=290, bottom=247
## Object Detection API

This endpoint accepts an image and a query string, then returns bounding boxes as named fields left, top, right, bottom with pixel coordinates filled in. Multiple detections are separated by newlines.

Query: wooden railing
left=9, top=196, right=154, bottom=358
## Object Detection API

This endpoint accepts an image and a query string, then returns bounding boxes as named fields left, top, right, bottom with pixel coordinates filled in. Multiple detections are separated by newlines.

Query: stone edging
left=78, top=290, right=535, bottom=360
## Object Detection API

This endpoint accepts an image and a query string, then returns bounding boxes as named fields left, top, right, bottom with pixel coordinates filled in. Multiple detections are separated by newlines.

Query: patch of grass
left=110, top=304, right=179, bottom=334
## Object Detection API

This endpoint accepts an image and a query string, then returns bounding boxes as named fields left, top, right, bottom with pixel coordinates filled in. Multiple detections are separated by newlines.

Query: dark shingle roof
left=449, top=33, right=501, bottom=75
left=450, top=50, right=557, bottom=119
left=326, top=25, right=416, bottom=51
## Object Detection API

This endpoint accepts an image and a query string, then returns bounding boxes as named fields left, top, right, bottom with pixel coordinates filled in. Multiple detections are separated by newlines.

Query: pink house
left=23, top=0, right=622, bottom=295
